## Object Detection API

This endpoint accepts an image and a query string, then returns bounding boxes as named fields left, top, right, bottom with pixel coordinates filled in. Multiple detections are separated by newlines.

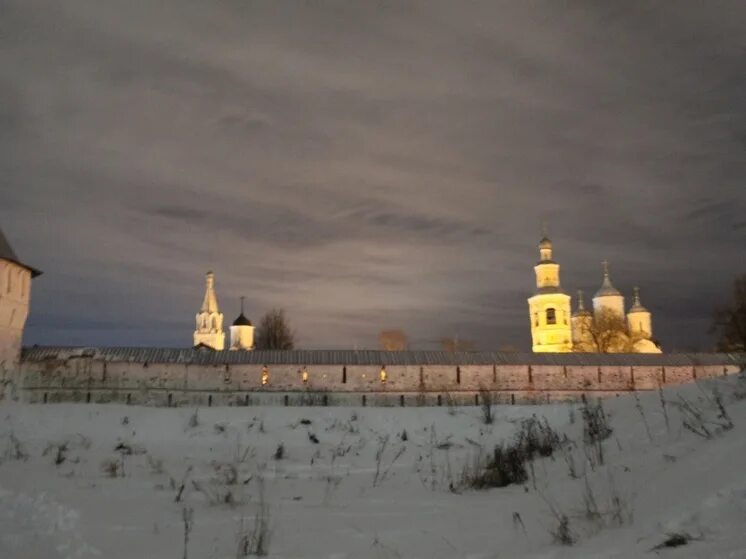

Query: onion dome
left=232, top=313, right=252, bottom=327
left=232, top=296, right=252, bottom=326
left=628, top=287, right=648, bottom=313
left=594, top=261, right=622, bottom=298
left=539, top=236, right=552, bottom=249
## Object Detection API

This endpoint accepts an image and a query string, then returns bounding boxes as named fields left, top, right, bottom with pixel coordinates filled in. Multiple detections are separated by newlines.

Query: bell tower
left=527, top=234, right=572, bottom=352
left=193, top=271, right=225, bottom=350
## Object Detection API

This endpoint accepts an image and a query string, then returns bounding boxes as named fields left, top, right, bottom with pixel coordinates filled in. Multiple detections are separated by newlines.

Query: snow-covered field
left=1, top=373, right=745, bottom=559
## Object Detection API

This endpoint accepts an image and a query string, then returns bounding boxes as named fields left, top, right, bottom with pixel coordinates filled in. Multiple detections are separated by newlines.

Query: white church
left=193, top=271, right=255, bottom=351
left=527, top=235, right=661, bottom=353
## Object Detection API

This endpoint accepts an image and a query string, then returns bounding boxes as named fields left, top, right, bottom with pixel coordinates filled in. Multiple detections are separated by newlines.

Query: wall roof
left=21, top=346, right=746, bottom=367
left=0, top=228, right=42, bottom=277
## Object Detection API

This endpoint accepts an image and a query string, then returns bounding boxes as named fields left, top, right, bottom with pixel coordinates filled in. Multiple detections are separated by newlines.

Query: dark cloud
left=2, top=0, right=745, bottom=351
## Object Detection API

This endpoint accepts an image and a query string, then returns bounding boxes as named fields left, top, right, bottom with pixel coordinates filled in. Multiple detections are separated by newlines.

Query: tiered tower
left=193, top=271, right=225, bottom=350
left=527, top=235, right=572, bottom=352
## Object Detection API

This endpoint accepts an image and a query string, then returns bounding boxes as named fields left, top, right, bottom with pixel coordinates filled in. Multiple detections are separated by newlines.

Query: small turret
left=230, top=296, right=255, bottom=351
left=627, top=287, right=652, bottom=339
left=573, top=289, right=592, bottom=317
left=571, top=290, right=593, bottom=351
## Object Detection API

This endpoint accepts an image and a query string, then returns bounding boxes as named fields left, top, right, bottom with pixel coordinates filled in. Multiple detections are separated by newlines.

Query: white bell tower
left=193, top=271, right=225, bottom=350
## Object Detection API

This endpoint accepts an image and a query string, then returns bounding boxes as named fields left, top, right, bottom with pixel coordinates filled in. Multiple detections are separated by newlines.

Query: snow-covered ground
left=1, top=373, right=745, bottom=559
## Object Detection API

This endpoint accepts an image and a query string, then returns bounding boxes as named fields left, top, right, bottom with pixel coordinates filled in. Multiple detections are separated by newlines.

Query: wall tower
left=193, top=271, right=225, bottom=350
left=0, top=228, right=41, bottom=369
left=527, top=235, right=572, bottom=352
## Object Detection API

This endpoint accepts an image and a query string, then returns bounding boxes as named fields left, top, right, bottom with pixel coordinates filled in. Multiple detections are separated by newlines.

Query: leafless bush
left=559, top=437, right=580, bottom=479
left=187, top=409, right=199, bottom=429
left=182, top=506, right=194, bottom=559
left=651, top=532, right=698, bottom=551
left=658, top=386, right=670, bottom=433
left=515, top=416, right=561, bottom=460
left=2, top=431, right=28, bottom=462
left=459, top=416, right=561, bottom=490
left=581, top=397, right=612, bottom=468
left=322, top=449, right=345, bottom=506
left=42, top=441, right=68, bottom=466
left=459, top=444, right=528, bottom=489
left=173, top=466, right=193, bottom=503
left=192, top=479, right=237, bottom=506
left=214, top=422, right=228, bottom=434
left=211, top=437, right=255, bottom=487
left=551, top=514, right=575, bottom=546
left=101, top=457, right=124, bottom=478
left=675, top=391, right=733, bottom=439
left=633, top=392, right=653, bottom=442
left=236, top=476, right=271, bottom=557
left=373, top=434, right=406, bottom=487
left=273, top=443, right=285, bottom=460
left=577, top=473, right=633, bottom=533
left=538, top=493, right=576, bottom=546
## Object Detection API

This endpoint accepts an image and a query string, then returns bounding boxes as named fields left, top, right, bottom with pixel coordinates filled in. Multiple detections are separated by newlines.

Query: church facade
left=528, top=236, right=661, bottom=353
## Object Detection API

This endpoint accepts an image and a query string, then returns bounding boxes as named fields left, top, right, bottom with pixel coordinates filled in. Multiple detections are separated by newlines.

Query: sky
left=1, top=0, right=745, bottom=351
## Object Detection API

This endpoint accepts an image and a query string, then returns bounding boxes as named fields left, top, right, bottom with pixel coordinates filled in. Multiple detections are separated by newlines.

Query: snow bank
left=1, top=372, right=745, bottom=558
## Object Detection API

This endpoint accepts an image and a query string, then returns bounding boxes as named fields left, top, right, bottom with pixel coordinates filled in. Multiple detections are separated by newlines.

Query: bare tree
left=573, top=308, right=642, bottom=353
left=255, top=309, right=295, bottom=350
left=378, top=329, right=409, bottom=351
left=711, top=274, right=746, bottom=351
left=439, top=337, right=476, bottom=352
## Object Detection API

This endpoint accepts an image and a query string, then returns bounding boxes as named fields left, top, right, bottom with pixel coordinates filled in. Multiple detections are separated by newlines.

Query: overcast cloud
left=1, top=0, right=745, bottom=350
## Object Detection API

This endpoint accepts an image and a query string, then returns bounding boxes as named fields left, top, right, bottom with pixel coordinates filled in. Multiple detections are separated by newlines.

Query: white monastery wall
left=13, top=356, right=742, bottom=407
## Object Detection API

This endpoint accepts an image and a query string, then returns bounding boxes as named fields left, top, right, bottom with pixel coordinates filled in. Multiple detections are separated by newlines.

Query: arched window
left=546, top=308, right=556, bottom=325
left=301, top=368, right=309, bottom=383
left=380, top=366, right=387, bottom=383
left=261, top=366, right=269, bottom=386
